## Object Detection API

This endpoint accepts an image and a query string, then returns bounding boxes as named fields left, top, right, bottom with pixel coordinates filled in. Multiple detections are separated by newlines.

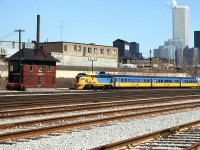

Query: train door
left=113, top=76, right=116, bottom=88
left=151, top=78, right=155, bottom=87
left=117, top=78, right=120, bottom=87
left=131, top=78, right=134, bottom=87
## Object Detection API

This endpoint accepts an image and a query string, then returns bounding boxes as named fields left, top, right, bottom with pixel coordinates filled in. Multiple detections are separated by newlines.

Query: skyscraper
left=194, top=31, right=200, bottom=49
left=173, top=4, right=190, bottom=48
left=173, top=4, right=190, bottom=66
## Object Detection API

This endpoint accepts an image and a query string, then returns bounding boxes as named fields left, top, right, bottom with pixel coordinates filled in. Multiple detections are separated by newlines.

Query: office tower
left=194, top=31, right=200, bottom=49
left=173, top=4, right=190, bottom=48
left=165, top=39, right=183, bottom=66
left=113, top=39, right=142, bottom=59
left=173, top=4, right=190, bottom=66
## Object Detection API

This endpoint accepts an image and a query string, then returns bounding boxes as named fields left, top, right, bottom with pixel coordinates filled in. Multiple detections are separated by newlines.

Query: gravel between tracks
left=0, top=108, right=200, bottom=150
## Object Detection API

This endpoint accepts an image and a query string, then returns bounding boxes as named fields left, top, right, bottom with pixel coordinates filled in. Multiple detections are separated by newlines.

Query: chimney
left=37, top=15, right=40, bottom=49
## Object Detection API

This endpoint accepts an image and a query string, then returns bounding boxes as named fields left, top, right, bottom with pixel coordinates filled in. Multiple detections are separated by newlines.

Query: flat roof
left=40, top=41, right=117, bottom=48
left=174, top=4, right=189, bottom=9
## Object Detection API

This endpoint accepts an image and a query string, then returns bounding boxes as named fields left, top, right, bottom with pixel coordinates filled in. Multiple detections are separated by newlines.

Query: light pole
left=149, top=50, right=152, bottom=67
left=88, top=58, right=97, bottom=73
left=15, top=29, right=25, bottom=90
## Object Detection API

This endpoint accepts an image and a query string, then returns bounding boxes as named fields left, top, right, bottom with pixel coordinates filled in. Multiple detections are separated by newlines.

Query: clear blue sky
left=0, top=0, right=199, bottom=57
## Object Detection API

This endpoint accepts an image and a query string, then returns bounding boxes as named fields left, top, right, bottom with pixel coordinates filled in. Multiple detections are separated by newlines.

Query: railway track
left=0, top=89, right=199, bottom=110
left=0, top=95, right=200, bottom=119
left=0, top=89, right=200, bottom=149
left=0, top=99, right=200, bottom=142
left=90, top=120, right=200, bottom=150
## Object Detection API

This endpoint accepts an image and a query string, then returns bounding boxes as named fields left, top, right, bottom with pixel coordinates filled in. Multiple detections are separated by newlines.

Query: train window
left=128, top=79, right=130, bottom=82
left=125, top=79, right=127, bottom=82
left=144, top=79, right=146, bottom=83
left=121, top=79, right=124, bottom=82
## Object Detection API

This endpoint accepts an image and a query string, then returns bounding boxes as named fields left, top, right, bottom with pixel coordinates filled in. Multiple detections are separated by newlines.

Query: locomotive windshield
left=76, top=73, right=86, bottom=83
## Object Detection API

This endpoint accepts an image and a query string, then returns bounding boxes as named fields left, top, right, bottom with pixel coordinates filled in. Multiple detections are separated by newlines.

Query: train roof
left=77, top=72, right=198, bottom=79
left=113, top=75, right=198, bottom=79
left=79, top=72, right=113, bottom=76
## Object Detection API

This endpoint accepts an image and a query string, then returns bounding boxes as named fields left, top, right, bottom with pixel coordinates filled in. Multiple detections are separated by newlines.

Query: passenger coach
left=75, top=72, right=200, bottom=89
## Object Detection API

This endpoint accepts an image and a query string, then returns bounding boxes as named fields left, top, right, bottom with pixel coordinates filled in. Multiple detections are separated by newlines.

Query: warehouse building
left=39, top=42, right=118, bottom=68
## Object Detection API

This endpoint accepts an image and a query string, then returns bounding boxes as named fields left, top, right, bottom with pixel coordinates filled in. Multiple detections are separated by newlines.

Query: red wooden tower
left=7, top=48, right=58, bottom=90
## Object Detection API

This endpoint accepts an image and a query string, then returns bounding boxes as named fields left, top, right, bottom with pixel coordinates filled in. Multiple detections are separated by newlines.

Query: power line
left=0, top=32, right=15, bottom=40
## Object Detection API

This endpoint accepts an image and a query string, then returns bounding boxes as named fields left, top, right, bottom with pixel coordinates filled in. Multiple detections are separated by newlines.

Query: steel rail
left=0, top=96, right=200, bottom=119
left=90, top=120, right=200, bottom=150
left=0, top=103, right=200, bottom=142
left=1, top=101, right=200, bottom=130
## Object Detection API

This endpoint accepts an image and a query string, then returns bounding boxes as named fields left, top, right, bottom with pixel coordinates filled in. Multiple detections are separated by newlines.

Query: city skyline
left=0, top=0, right=199, bottom=58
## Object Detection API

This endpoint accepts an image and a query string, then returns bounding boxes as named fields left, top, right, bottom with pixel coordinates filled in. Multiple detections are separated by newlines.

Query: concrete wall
left=39, top=42, right=118, bottom=68
left=56, top=70, right=188, bottom=78
left=52, top=53, right=118, bottom=68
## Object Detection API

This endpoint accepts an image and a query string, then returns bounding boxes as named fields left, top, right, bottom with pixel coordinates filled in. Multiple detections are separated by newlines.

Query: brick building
left=39, top=42, right=118, bottom=68
left=7, top=48, right=58, bottom=90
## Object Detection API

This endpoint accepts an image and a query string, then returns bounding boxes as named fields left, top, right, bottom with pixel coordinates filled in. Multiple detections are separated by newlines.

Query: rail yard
left=0, top=89, right=200, bottom=150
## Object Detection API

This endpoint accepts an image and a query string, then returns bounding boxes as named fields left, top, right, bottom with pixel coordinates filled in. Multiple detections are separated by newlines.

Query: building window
left=47, top=63, right=51, bottom=72
left=64, top=45, right=67, bottom=54
left=40, top=46, right=43, bottom=49
left=9, top=61, right=19, bottom=72
left=12, top=42, right=15, bottom=49
left=74, top=45, right=77, bottom=51
left=88, top=47, right=92, bottom=53
left=83, top=47, right=86, bottom=56
left=83, top=47, right=86, bottom=53
left=113, top=50, right=117, bottom=55
left=78, top=46, right=81, bottom=52
left=94, top=48, right=98, bottom=53
left=101, top=49, right=104, bottom=54
left=107, top=49, right=111, bottom=55
left=29, top=62, right=33, bottom=72
left=38, top=64, right=42, bottom=72
left=37, top=77, right=42, bottom=86
left=9, top=62, right=13, bottom=72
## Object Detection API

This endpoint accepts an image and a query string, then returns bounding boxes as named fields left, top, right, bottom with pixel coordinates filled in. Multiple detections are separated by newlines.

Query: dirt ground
left=0, top=78, right=76, bottom=89
left=56, top=78, right=76, bottom=89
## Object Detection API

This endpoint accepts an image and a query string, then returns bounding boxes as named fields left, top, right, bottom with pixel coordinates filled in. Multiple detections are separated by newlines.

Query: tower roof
left=174, top=4, right=189, bottom=9
left=8, top=48, right=59, bottom=62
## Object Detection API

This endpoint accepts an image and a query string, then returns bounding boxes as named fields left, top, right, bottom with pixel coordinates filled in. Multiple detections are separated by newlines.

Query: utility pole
left=14, top=29, right=25, bottom=90
left=149, top=49, right=152, bottom=67
left=88, top=58, right=97, bottom=73
left=60, top=21, right=64, bottom=41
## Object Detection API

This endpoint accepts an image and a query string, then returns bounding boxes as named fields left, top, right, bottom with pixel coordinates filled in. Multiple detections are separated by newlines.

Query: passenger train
left=75, top=72, right=200, bottom=89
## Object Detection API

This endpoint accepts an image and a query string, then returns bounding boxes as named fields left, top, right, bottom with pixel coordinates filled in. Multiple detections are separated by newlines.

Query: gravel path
left=0, top=108, right=200, bottom=150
